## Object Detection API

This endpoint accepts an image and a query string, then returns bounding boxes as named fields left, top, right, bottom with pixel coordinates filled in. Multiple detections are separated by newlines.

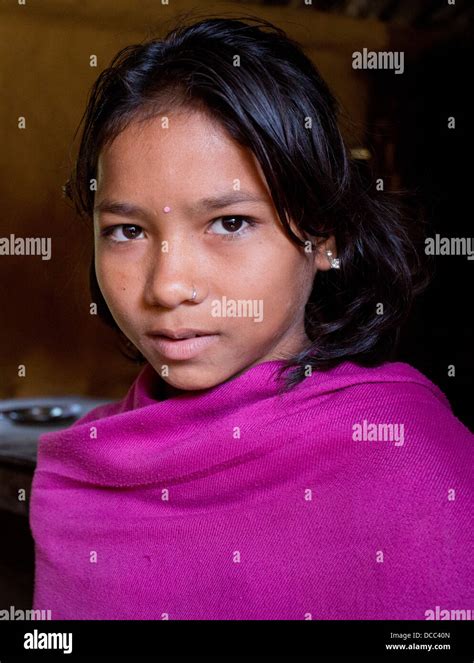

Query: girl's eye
left=100, top=217, right=256, bottom=243
left=208, top=216, right=256, bottom=239
left=101, top=224, right=145, bottom=242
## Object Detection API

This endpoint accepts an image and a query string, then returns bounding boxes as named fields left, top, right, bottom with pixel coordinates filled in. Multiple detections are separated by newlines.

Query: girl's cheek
left=96, top=267, right=128, bottom=309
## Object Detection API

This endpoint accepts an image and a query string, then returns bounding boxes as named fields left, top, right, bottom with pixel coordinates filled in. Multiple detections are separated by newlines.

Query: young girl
left=30, top=15, right=472, bottom=620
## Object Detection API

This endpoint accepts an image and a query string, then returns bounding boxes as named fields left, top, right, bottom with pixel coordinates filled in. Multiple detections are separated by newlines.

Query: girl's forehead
left=103, top=109, right=234, bottom=155
left=97, top=114, right=271, bottom=198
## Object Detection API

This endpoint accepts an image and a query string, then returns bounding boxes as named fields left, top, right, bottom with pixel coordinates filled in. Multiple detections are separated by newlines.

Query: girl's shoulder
left=300, top=360, right=472, bottom=442
left=306, top=360, right=449, bottom=404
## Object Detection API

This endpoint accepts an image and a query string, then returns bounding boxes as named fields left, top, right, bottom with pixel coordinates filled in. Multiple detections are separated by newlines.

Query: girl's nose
left=142, top=241, right=203, bottom=309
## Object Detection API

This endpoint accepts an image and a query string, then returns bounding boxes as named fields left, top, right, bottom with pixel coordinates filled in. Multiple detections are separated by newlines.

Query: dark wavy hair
left=64, top=13, right=429, bottom=393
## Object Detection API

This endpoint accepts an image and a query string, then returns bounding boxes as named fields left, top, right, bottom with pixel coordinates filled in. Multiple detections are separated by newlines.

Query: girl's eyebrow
left=93, top=191, right=268, bottom=220
left=93, top=200, right=149, bottom=220
left=184, top=191, right=268, bottom=214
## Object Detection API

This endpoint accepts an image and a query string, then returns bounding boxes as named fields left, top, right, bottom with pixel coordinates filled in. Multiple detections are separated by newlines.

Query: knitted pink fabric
left=30, top=360, right=473, bottom=619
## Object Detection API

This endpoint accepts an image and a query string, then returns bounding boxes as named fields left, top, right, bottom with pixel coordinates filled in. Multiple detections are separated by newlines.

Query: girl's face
left=94, top=109, right=332, bottom=391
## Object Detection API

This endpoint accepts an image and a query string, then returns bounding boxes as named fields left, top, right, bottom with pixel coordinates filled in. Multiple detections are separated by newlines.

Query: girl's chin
left=149, top=362, right=224, bottom=390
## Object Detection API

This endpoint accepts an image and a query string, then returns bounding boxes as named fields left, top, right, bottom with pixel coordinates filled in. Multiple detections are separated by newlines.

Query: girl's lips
left=147, top=334, right=220, bottom=360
